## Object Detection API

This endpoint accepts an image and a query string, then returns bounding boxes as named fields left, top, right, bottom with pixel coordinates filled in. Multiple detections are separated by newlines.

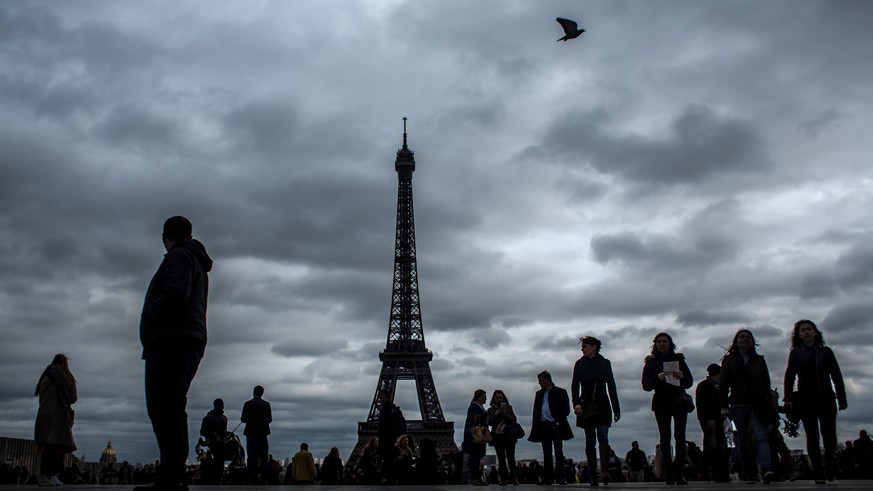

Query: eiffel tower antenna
left=348, top=118, right=456, bottom=464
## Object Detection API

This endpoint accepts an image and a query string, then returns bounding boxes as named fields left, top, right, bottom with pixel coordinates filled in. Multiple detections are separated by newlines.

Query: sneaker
left=762, top=471, right=774, bottom=484
left=38, top=475, right=54, bottom=487
left=49, top=475, right=63, bottom=486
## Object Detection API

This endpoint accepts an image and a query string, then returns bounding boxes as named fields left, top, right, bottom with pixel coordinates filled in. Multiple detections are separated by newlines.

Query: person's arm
left=783, top=349, right=798, bottom=408
left=606, top=360, right=620, bottom=420
left=827, top=347, right=848, bottom=409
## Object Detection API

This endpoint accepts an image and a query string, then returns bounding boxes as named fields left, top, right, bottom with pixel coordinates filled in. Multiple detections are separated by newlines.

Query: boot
left=599, top=445, right=610, bottom=485
left=585, top=449, right=599, bottom=487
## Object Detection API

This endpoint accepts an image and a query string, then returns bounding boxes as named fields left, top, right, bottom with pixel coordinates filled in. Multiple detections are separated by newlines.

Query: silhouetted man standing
left=377, top=389, right=403, bottom=484
left=528, top=370, right=573, bottom=485
left=241, top=385, right=272, bottom=485
left=137, top=216, right=212, bottom=491
left=696, top=363, right=729, bottom=482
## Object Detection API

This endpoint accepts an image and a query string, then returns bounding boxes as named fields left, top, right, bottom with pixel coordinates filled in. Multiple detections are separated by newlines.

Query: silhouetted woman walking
left=571, top=336, right=620, bottom=486
left=35, top=354, right=77, bottom=487
left=719, top=329, right=776, bottom=484
left=642, top=332, right=693, bottom=485
left=783, top=319, right=847, bottom=484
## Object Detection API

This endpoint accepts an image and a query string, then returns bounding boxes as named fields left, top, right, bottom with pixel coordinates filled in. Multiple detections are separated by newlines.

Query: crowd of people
left=28, top=216, right=857, bottom=488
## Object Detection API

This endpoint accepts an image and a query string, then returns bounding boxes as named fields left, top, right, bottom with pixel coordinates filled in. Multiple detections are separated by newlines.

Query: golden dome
left=100, top=438, right=117, bottom=464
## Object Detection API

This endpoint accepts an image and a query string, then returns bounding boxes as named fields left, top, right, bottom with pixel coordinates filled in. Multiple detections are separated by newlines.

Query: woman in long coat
left=783, top=319, right=847, bottom=483
left=571, top=336, right=620, bottom=486
left=642, top=332, right=694, bottom=485
left=34, top=353, right=77, bottom=487
left=463, top=389, right=489, bottom=486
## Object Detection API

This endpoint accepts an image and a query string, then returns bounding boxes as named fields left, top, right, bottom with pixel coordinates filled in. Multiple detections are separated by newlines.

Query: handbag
left=582, top=383, right=599, bottom=420
left=671, top=391, right=695, bottom=414
left=471, top=425, right=493, bottom=444
left=507, top=422, right=526, bottom=439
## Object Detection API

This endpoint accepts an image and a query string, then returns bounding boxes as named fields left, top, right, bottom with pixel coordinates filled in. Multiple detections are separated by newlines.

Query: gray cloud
left=2, top=0, right=872, bottom=467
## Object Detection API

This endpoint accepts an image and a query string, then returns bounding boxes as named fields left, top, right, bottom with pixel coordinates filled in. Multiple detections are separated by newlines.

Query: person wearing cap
left=571, top=336, right=620, bottom=487
left=696, top=363, right=729, bottom=482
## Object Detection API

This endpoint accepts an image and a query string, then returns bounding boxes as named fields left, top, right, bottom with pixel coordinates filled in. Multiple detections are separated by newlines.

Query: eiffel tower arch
left=348, top=119, right=456, bottom=466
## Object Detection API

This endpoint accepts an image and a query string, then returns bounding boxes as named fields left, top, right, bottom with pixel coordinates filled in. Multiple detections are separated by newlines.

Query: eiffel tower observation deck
left=348, top=119, right=456, bottom=465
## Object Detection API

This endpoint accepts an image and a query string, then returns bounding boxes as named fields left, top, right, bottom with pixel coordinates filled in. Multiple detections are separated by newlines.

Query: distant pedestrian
left=487, top=389, right=520, bottom=485
left=696, top=363, right=729, bottom=482
left=624, top=441, right=647, bottom=482
left=529, top=370, right=573, bottom=485
left=241, top=385, right=272, bottom=485
left=376, top=389, right=404, bottom=484
left=571, top=336, right=619, bottom=486
left=783, top=319, right=847, bottom=483
left=320, top=447, right=343, bottom=485
left=137, top=215, right=212, bottom=491
left=291, top=443, right=316, bottom=485
left=642, top=332, right=693, bottom=485
left=463, top=389, right=489, bottom=486
left=34, top=354, right=77, bottom=487
left=199, top=398, right=228, bottom=484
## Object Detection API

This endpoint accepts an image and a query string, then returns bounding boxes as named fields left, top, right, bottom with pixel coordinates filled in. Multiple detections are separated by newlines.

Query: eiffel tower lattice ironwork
left=348, top=118, right=456, bottom=465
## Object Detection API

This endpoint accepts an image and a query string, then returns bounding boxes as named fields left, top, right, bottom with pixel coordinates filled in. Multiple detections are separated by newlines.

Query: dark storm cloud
left=2, top=0, right=872, bottom=466
left=676, top=309, right=753, bottom=327
left=271, top=338, right=349, bottom=357
left=525, top=104, right=771, bottom=187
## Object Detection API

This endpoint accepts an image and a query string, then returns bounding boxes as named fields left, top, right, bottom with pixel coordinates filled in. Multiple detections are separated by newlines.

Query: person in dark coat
left=487, top=389, right=520, bottom=485
left=376, top=389, right=404, bottom=484
left=463, top=389, right=489, bottom=486
left=241, top=385, right=272, bottom=484
left=719, top=329, right=775, bottom=484
left=319, top=447, right=344, bottom=485
left=571, top=336, right=620, bottom=487
left=138, top=215, right=212, bottom=491
left=34, top=354, right=77, bottom=487
left=642, top=332, right=694, bottom=485
left=529, top=370, right=573, bottom=485
left=696, top=364, right=729, bottom=482
left=199, top=398, right=228, bottom=484
left=783, top=319, right=848, bottom=483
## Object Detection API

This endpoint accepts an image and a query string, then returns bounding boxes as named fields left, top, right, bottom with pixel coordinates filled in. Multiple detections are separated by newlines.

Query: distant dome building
left=100, top=438, right=117, bottom=464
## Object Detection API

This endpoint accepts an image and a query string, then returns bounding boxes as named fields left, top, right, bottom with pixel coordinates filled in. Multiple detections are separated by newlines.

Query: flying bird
left=556, top=17, right=585, bottom=42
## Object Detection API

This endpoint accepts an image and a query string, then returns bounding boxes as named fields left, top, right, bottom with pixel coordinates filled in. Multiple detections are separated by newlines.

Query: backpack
left=395, top=406, right=407, bottom=435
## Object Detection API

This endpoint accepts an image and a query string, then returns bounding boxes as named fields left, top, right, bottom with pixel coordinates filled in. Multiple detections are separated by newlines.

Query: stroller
left=197, top=425, right=246, bottom=484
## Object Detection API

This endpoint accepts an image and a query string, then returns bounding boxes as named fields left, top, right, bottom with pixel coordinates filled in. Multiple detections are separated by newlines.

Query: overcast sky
left=2, top=0, right=872, bottom=466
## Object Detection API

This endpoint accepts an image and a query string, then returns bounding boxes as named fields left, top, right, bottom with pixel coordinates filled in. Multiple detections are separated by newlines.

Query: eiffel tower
left=348, top=118, right=456, bottom=464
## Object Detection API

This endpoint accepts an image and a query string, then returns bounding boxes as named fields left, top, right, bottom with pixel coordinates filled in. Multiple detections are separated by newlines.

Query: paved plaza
left=2, top=483, right=873, bottom=491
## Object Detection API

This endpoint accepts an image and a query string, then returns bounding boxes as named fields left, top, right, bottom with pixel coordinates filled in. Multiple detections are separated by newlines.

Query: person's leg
left=730, top=405, right=756, bottom=481
left=748, top=411, right=772, bottom=479
left=583, top=428, right=598, bottom=485
left=818, top=401, right=838, bottom=481
left=673, top=412, right=688, bottom=483
left=554, top=434, right=566, bottom=484
left=654, top=410, right=674, bottom=482
left=506, top=440, right=518, bottom=484
left=595, top=426, right=610, bottom=485
left=145, top=347, right=202, bottom=487
left=495, top=444, right=508, bottom=483
left=540, top=424, right=557, bottom=483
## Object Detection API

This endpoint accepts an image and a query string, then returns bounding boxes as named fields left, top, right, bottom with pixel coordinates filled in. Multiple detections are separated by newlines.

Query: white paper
left=662, top=361, right=680, bottom=386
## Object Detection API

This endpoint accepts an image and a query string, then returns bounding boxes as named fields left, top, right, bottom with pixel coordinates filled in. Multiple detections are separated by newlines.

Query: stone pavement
left=2, top=482, right=873, bottom=490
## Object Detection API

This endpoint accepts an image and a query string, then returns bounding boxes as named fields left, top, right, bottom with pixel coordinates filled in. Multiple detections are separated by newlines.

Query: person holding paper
left=642, top=332, right=694, bottom=485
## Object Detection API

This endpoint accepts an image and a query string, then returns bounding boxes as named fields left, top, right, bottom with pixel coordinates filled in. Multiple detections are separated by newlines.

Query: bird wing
left=556, top=17, right=578, bottom=35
